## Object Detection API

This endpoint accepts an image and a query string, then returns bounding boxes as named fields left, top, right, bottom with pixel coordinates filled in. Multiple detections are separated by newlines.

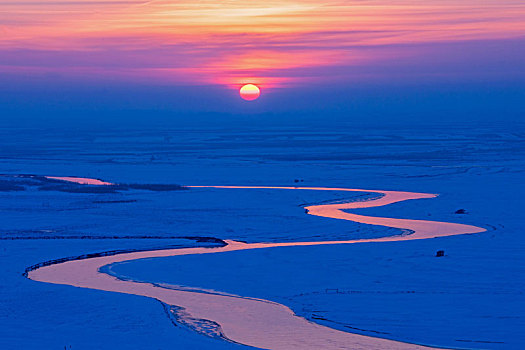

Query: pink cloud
left=1, top=0, right=524, bottom=88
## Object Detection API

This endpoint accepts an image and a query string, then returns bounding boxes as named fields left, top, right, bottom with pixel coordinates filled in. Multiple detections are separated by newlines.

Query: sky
left=1, top=0, right=524, bottom=126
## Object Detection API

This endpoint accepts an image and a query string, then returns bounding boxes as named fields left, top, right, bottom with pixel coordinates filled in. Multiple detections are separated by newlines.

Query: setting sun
left=239, top=84, right=261, bottom=101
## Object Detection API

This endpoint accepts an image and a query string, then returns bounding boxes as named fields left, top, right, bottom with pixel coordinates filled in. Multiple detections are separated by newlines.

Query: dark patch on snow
left=2, top=235, right=223, bottom=240
left=0, top=180, right=26, bottom=191
left=310, top=313, right=390, bottom=335
left=92, top=199, right=138, bottom=204
left=122, top=183, right=187, bottom=191
left=456, top=339, right=504, bottom=344
left=22, top=236, right=227, bottom=277
left=0, top=174, right=187, bottom=193
left=160, top=302, right=180, bottom=328
left=38, top=184, right=119, bottom=193
left=168, top=305, right=243, bottom=345
left=181, top=236, right=226, bottom=244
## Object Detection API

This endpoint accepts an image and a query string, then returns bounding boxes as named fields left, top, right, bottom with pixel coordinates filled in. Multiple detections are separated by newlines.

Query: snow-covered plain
left=0, top=124, right=523, bottom=349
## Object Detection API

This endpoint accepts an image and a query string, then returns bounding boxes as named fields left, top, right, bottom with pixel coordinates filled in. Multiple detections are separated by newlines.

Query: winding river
left=28, top=179, right=486, bottom=349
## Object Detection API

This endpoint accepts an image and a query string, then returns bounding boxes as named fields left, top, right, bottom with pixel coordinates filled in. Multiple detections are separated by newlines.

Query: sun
left=239, top=84, right=260, bottom=101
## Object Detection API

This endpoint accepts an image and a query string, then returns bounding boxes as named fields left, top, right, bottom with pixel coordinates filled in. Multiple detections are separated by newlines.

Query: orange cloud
left=1, top=0, right=524, bottom=87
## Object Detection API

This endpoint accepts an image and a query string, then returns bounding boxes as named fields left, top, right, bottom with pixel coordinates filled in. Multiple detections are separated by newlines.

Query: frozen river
left=1, top=125, right=523, bottom=349
left=29, top=181, right=484, bottom=349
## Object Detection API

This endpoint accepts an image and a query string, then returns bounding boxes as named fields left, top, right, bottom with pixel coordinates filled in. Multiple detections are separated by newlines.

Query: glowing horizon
left=1, top=0, right=525, bottom=90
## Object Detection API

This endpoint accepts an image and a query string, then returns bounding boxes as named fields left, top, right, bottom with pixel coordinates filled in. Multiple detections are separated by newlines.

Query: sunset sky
left=1, top=0, right=524, bottom=124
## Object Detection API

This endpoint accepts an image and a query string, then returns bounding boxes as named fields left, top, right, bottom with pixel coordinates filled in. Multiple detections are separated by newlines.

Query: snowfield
left=0, top=124, right=523, bottom=349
